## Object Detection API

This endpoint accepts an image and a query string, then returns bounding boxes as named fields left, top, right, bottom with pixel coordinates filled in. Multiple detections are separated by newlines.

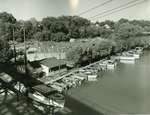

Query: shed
left=40, top=58, right=67, bottom=76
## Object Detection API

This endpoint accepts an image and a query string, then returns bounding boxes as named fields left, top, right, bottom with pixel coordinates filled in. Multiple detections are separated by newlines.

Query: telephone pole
left=23, top=26, right=28, bottom=75
left=13, top=26, right=16, bottom=63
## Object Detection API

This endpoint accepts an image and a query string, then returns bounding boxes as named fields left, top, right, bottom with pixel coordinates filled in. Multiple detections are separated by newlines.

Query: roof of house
left=40, top=57, right=66, bottom=69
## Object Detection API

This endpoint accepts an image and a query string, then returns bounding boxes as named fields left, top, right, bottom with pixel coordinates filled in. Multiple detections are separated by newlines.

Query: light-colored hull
left=120, top=56, right=135, bottom=60
left=133, top=54, right=140, bottom=59
left=107, top=64, right=116, bottom=69
left=119, top=56, right=135, bottom=64
left=120, top=60, right=135, bottom=64
left=88, top=75, right=97, bottom=81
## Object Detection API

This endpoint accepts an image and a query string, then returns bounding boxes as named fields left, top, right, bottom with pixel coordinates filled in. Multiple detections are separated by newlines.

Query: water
left=57, top=50, right=150, bottom=115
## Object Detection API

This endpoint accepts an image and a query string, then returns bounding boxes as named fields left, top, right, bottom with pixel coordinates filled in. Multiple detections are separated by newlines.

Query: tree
left=41, top=17, right=57, bottom=30
left=85, top=25, right=100, bottom=38
left=0, top=12, right=16, bottom=23
left=114, top=22, right=144, bottom=40
left=0, top=12, right=16, bottom=41
left=51, top=32, right=68, bottom=42
left=96, top=20, right=115, bottom=30
left=118, top=18, right=129, bottom=24
left=0, top=39, right=13, bottom=63
left=66, top=46, right=83, bottom=65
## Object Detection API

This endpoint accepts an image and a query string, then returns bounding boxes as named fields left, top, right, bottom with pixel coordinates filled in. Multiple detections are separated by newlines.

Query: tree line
left=1, top=12, right=150, bottom=64
left=1, top=12, right=150, bottom=42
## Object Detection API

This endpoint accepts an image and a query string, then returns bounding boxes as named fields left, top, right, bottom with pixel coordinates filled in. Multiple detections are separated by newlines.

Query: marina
left=37, top=47, right=145, bottom=93
left=0, top=3, right=150, bottom=114
left=56, top=49, right=150, bottom=115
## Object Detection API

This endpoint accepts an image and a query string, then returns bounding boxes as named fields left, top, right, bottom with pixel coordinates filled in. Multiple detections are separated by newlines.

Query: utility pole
left=23, top=26, right=27, bottom=75
left=13, top=27, right=16, bottom=63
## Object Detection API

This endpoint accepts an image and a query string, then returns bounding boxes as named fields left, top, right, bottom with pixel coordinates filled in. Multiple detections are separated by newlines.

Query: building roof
left=29, top=61, right=41, bottom=68
left=32, top=84, right=56, bottom=94
left=40, top=57, right=66, bottom=69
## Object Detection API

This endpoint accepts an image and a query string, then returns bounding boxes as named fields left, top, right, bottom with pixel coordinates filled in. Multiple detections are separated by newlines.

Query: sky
left=0, top=0, right=150, bottom=22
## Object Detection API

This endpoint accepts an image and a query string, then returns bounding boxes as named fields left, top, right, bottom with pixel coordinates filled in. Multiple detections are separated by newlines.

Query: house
left=40, top=58, right=67, bottom=76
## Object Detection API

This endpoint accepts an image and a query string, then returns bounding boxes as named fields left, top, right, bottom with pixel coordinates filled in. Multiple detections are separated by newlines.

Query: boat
left=119, top=55, right=135, bottom=64
left=0, top=72, right=65, bottom=113
left=99, top=61, right=107, bottom=69
left=28, top=84, right=65, bottom=111
left=135, top=47, right=143, bottom=54
left=75, top=72, right=88, bottom=80
left=82, top=71, right=97, bottom=81
left=119, top=52, right=135, bottom=64
left=71, top=74, right=86, bottom=86
left=54, top=82, right=68, bottom=90
left=127, top=51, right=140, bottom=59
left=72, top=74, right=85, bottom=81
left=62, top=78, right=73, bottom=88
left=87, top=75, right=97, bottom=81
left=106, top=60, right=117, bottom=69
left=48, top=83, right=64, bottom=92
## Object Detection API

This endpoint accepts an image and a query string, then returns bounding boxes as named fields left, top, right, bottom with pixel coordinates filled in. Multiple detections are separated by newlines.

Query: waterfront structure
left=0, top=72, right=65, bottom=113
left=40, top=58, right=67, bottom=76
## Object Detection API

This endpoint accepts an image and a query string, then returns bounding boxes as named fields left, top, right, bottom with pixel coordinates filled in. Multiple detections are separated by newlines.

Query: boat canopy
left=32, top=84, right=57, bottom=95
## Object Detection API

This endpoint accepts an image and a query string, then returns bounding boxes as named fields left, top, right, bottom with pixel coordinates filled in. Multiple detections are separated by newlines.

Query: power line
left=78, top=0, right=113, bottom=16
left=89, top=0, right=141, bottom=19
left=93, top=0, right=146, bottom=20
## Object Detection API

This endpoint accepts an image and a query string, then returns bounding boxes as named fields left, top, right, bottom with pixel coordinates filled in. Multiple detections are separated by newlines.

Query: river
left=57, top=50, right=150, bottom=115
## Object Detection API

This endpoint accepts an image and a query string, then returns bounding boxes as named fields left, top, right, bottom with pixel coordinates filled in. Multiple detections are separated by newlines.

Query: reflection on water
left=62, top=50, right=150, bottom=114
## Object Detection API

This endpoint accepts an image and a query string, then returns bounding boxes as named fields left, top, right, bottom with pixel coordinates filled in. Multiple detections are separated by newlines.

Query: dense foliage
left=0, top=12, right=150, bottom=42
left=1, top=12, right=150, bottom=65
left=0, top=39, right=13, bottom=63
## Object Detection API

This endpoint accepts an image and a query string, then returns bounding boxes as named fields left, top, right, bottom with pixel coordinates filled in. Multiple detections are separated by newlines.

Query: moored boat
left=127, top=50, right=140, bottom=59
left=106, top=60, right=117, bottom=69
left=28, top=84, right=65, bottom=111
left=119, top=52, right=135, bottom=64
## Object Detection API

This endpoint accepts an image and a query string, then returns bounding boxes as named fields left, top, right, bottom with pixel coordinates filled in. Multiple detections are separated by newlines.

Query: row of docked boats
left=46, top=47, right=144, bottom=93
left=118, top=47, right=143, bottom=64
left=47, top=59, right=119, bottom=92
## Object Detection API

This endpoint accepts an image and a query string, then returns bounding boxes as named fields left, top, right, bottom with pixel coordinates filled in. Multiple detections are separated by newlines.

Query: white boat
left=99, top=61, right=107, bottom=69
left=127, top=51, right=140, bottom=59
left=119, top=52, right=135, bottom=64
left=106, top=60, right=117, bottom=69
left=28, top=84, right=65, bottom=109
left=119, top=55, right=135, bottom=64
left=88, top=75, right=97, bottom=81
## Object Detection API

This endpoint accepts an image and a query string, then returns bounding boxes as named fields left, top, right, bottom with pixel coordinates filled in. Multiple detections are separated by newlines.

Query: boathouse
left=40, top=58, right=67, bottom=76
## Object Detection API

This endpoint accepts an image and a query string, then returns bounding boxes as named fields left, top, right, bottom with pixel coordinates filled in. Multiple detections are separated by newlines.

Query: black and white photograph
left=0, top=0, right=150, bottom=115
